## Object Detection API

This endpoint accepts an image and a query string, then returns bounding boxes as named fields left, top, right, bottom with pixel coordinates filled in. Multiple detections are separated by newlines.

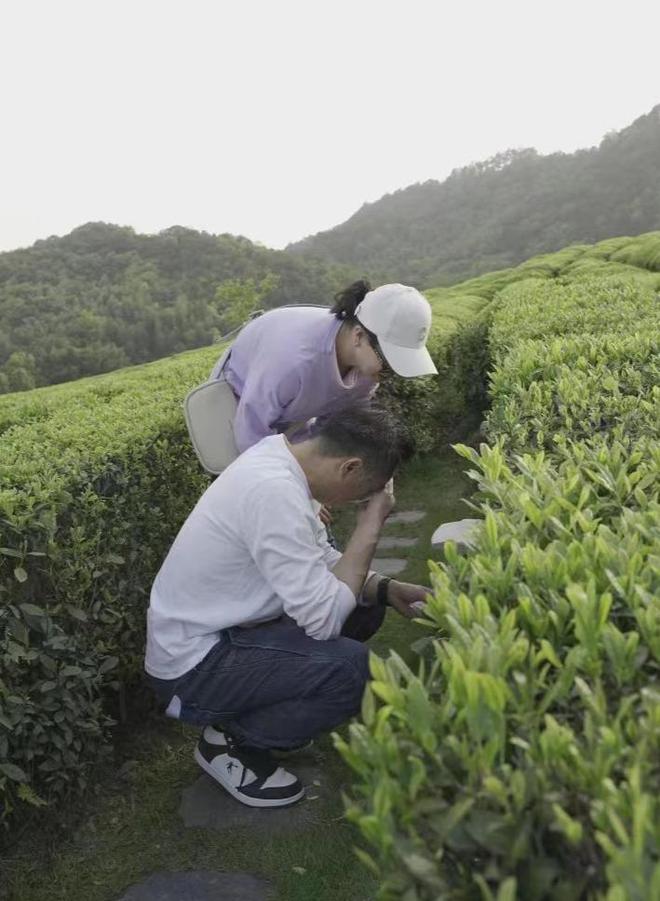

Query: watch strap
left=376, top=576, right=392, bottom=607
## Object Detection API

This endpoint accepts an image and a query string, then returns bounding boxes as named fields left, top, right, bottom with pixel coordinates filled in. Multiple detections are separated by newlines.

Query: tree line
left=0, top=225, right=356, bottom=393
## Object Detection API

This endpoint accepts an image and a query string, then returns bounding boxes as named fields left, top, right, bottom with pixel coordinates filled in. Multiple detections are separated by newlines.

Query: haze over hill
left=287, top=105, right=660, bottom=286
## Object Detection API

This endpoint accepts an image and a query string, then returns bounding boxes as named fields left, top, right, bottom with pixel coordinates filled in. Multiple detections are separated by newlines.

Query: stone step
left=370, top=558, right=407, bottom=576
left=383, top=510, right=426, bottom=526
left=118, top=870, right=273, bottom=900
left=376, top=536, right=418, bottom=550
left=431, top=518, right=481, bottom=554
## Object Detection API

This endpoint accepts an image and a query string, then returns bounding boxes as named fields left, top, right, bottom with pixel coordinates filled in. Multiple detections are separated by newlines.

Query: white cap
left=354, top=284, right=438, bottom=378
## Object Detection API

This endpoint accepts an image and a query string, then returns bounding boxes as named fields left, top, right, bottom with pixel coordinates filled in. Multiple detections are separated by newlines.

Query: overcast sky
left=2, top=0, right=659, bottom=254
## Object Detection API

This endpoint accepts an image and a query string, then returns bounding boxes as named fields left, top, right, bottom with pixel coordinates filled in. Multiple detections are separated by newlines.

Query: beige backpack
left=183, top=374, right=239, bottom=475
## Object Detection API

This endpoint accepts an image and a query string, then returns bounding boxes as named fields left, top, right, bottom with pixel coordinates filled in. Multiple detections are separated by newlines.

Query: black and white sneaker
left=194, top=726, right=305, bottom=808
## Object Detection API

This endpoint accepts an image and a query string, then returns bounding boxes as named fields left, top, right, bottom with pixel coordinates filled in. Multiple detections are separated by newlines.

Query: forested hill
left=287, top=105, right=660, bottom=286
left=0, top=224, right=355, bottom=393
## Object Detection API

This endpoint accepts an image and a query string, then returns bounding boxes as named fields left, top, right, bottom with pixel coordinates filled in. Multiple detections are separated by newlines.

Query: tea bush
left=338, top=440, right=660, bottom=899
left=0, top=349, right=218, bottom=823
left=338, top=239, right=660, bottom=899
left=610, top=231, right=660, bottom=271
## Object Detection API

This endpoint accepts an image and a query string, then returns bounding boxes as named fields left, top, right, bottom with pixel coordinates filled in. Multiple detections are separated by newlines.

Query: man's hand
left=356, top=478, right=395, bottom=527
left=387, top=580, right=432, bottom=619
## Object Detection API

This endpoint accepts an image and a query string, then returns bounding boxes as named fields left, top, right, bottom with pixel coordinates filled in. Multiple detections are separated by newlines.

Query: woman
left=210, top=279, right=437, bottom=455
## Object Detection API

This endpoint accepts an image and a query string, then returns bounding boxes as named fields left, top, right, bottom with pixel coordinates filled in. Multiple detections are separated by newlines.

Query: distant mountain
left=286, top=105, right=660, bottom=287
left=0, top=224, right=355, bottom=393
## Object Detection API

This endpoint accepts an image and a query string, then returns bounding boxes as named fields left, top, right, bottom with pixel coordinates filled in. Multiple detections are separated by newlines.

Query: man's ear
left=340, top=457, right=364, bottom=479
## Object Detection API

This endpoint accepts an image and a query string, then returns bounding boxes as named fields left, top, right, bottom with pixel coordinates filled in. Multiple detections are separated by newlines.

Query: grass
left=1, top=447, right=474, bottom=901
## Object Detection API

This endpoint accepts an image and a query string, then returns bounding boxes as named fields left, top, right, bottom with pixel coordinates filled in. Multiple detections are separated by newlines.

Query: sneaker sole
left=272, top=741, right=314, bottom=759
left=193, top=746, right=306, bottom=808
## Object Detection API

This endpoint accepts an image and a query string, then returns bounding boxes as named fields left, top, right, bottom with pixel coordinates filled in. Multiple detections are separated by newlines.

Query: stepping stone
left=371, top=558, right=407, bottom=575
left=117, top=870, right=273, bottom=900
left=431, top=518, right=481, bottom=554
left=180, top=758, right=328, bottom=833
left=376, top=536, right=418, bottom=550
left=384, top=510, right=426, bottom=525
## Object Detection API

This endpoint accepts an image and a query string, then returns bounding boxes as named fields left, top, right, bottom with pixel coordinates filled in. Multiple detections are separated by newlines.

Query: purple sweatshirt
left=210, top=306, right=377, bottom=453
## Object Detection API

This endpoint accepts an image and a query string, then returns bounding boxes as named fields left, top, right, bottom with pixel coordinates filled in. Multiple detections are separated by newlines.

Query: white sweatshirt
left=145, top=435, right=356, bottom=679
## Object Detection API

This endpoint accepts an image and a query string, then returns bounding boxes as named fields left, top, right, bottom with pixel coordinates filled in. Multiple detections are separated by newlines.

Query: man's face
left=323, top=457, right=388, bottom=506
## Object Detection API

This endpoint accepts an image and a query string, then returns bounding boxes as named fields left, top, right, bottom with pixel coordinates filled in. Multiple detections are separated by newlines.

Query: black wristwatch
left=377, top=577, right=392, bottom=607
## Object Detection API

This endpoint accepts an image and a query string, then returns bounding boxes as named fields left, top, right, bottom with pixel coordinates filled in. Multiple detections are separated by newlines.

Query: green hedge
left=0, top=349, right=218, bottom=823
left=377, top=310, right=494, bottom=453
left=610, top=231, right=660, bottom=271
left=338, top=245, right=660, bottom=899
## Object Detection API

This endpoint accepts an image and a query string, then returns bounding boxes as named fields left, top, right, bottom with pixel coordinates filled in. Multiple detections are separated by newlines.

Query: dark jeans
left=148, top=604, right=386, bottom=750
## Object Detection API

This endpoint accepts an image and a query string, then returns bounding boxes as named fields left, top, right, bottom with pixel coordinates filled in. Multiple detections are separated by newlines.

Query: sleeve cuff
left=357, top=570, right=379, bottom=607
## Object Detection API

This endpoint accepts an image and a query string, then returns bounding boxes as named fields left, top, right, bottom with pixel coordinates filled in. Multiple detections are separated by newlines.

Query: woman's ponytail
left=331, top=279, right=372, bottom=321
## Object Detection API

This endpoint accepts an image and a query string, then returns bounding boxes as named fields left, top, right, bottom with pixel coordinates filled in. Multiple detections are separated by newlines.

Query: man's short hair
left=315, top=404, right=415, bottom=482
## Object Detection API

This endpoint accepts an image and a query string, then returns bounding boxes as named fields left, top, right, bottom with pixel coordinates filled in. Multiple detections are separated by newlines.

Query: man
left=145, top=405, right=428, bottom=808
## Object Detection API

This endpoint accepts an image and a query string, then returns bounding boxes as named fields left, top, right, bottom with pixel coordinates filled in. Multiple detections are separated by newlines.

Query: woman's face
left=352, top=326, right=386, bottom=378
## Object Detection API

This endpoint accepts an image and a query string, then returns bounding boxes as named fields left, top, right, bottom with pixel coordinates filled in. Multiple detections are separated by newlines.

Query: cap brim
left=379, top=340, right=438, bottom=377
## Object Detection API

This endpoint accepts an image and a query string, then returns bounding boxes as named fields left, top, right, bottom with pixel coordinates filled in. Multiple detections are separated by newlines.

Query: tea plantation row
left=337, top=252, right=660, bottom=899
